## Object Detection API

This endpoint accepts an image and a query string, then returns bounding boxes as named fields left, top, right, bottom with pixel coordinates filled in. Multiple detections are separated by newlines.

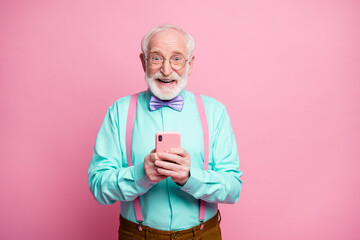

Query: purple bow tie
left=149, top=95, right=184, bottom=112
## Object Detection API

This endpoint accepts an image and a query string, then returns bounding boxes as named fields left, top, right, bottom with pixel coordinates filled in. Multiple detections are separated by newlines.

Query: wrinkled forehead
left=147, top=29, right=188, bottom=56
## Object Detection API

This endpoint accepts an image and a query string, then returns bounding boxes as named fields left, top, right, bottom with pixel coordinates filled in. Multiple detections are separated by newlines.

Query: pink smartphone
left=155, top=131, right=181, bottom=153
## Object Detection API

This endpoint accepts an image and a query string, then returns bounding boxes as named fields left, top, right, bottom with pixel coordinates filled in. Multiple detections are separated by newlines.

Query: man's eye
left=152, top=56, right=162, bottom=61
left=172, top=56, right=182, bottom=62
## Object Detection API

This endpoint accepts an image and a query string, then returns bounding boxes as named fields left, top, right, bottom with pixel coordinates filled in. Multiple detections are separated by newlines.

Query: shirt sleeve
left=88, top=104, right=155, bottom=205
left=181, top=105, right=243, bottom=204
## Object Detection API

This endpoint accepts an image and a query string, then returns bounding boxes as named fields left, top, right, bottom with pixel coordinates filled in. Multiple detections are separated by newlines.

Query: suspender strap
left=126, top=94, right=138, bottom=167
left=126, top=93, right=143, bottom=229
left=126, top=92, right=209, bottom=230
left=194, top=93, right=209, bottom=230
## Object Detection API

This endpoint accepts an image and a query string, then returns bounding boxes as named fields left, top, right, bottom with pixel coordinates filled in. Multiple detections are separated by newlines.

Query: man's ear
left=140, top=53, right=146, bottom=72
left=187, top=55, right=195, bottom=76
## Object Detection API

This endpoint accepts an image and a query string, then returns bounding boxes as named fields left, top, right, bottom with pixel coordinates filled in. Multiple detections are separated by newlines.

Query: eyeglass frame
left=145, top=53, right=191, bottom=70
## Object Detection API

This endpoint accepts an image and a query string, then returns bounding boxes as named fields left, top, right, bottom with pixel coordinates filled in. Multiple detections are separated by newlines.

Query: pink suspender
left=194, top=93, right=209, bottom=230
left=126, top=93, right=209, bottom=230
left=126, top=93, right=143, bottom=230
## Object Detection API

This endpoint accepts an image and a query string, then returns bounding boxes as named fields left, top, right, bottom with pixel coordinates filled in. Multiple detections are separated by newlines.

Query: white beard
left=145, top=67, right=189, bottom=100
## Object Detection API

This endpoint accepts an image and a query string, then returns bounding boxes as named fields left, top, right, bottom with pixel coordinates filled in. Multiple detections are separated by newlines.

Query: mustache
left=151, top=71, right=181, bottom=81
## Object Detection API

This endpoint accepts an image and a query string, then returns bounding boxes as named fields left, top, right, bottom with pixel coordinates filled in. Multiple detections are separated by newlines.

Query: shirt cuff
left=180, top=167, right=206, bottom=197
left=133, top=163, right=156, bottom=190
left=180, top=166, right=221, bottom=199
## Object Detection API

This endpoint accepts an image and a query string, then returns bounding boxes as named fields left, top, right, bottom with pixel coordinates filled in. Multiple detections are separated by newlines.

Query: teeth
left=159, top=79, right=174, bottom=83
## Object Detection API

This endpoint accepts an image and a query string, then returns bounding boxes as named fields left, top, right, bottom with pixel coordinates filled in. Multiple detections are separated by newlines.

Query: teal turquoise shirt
left=88, top=90, right=242, bottom=231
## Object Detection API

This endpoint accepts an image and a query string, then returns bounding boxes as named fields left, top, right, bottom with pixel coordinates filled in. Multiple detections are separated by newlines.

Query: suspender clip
left=199, top=220, right=205, bottom=230
left=137, top=221, right=143, bottom=231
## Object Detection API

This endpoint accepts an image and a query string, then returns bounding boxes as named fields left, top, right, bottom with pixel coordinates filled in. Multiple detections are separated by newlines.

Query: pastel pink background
left=1, top=0, right=359, bottom=239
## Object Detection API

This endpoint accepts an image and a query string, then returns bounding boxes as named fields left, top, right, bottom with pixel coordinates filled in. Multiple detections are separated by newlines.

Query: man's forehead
left=148, top=29, right=188, bottom=55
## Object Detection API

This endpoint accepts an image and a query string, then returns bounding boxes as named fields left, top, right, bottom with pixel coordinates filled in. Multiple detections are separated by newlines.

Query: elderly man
left=88, top=24, right=242, bottom=240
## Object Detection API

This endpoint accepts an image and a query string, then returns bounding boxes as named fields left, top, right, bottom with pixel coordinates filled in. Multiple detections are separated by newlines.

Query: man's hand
left=144, top=149, right=167, bottom=183
left=154, top=147, right=191, bottom=186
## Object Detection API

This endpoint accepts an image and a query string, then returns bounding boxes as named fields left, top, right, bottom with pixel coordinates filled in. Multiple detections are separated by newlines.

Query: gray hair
left=141, top=24, right=195, bottom=58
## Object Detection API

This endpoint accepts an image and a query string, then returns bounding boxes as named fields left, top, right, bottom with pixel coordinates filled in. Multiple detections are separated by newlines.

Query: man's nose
left=160, top=59, right=173, bottom=76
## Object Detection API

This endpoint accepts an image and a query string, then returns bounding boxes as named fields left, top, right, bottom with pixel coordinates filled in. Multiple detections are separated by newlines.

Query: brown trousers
left=118, top=212, right=222, bottom=240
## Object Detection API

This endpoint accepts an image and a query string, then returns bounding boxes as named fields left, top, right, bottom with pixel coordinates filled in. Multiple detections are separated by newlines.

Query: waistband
left=119, top=211, right=221, bottom=238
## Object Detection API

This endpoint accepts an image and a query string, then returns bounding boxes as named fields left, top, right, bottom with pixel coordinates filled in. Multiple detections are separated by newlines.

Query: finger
left=164, top=147, right=188, bottom=157
left=148, top=173, right=167, bottom=182
left=156, top=167, right=179, bottom=178
left=154, top=159, right=181, bottom=170
left=146, top=149, right=157, bottom=162
left=157, top=152, right=181, bottom=164
left=149, top=152, right=160, bottom=162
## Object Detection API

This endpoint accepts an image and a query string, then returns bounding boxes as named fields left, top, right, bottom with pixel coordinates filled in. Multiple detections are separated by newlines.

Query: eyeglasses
left=146, top=54, right=190, bottom=70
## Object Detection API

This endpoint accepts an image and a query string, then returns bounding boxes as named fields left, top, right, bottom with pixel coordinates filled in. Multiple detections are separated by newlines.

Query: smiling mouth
left=157, top=79, right=175, bottom=83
